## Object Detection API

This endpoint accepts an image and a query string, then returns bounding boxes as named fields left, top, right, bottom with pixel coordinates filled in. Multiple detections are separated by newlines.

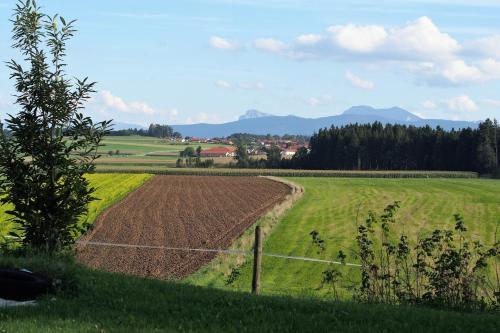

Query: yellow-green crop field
left=0, top=173, right=152, bottom=241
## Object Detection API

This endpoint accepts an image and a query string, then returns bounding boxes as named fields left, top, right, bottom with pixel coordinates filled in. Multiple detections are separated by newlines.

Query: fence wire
left=77, top=240, right=361, bottom=267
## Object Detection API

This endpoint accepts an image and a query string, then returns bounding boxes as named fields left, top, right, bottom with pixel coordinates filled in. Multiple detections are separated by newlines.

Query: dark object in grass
left=0, top=269, right=51, bottom=301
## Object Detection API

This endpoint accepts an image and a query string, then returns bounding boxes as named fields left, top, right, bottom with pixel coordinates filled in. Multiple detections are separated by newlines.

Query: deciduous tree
left=0, top=0, right=110, bottom=252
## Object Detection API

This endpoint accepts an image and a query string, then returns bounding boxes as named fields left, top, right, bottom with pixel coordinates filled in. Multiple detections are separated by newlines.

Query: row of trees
left=293, top=120, right=499, bottom=174
left=179, top=146, right=202, bottom=158
left=108, top=124, right=181, bottom=138
left=176, top=157, right=214, bottom=168
left=228, top=133, right=310, bottom=145
left=232, top=144, right=283, bottom=168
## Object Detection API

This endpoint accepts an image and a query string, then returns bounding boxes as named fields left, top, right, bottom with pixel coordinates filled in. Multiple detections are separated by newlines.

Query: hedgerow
left=95, top=167, right=478, bottom=178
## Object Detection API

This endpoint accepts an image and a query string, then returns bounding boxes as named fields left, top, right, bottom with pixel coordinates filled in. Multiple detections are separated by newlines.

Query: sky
left=1, top=0, right=500, bottom=126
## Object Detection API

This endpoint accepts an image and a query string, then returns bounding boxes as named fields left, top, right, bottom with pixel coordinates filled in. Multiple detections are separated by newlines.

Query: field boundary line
left=77, top=240, right=250, bottom=255
left=94, top=167, right=479, bottom=178
left=77, top=240, right=361, bottom=267
left=262, top=252, right=361, bottom=267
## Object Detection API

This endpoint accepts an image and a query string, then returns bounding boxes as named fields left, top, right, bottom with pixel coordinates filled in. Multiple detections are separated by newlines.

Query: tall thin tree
left=0, top=0, right=111, bottom=252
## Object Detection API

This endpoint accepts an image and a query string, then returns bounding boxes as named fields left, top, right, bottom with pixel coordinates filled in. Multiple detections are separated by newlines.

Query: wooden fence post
left=252, top=225, right=262, bottom=295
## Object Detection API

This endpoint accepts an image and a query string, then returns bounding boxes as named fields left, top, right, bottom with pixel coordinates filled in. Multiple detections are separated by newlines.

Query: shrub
left=311, top=203, right=500, bottom=311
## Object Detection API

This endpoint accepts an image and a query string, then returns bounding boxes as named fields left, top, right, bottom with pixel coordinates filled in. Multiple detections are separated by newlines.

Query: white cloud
left=323, top=17, right=459, bottom=60
left=185, top=112, right=225, bottom=124
left=478, top=58, right=500, bottom=78
left=443, top=95, right=479, bottom=113
left=420, top=95, right=480, bottom=118
left=307, top=97, right=321, bottom=106
left=209, top=36, right=237, bottom=51
left=465, top=34, right=500, bottom=58
left=482, top=98, right=500, bottom=106
left=100, top=90, right=132, bottom=113
left=295, top=34, right=323, bottom=45
left=246, top=16, right=500, bottom=85
left=96, top=91, right=178, bottom=119
left=345, top=71, right=375, bottom=90
left=170, top=108, right=179, bottom=117
left=439, top=60, right=484, bottom=84
left=422, top=100, right=437, bottom=109
left=214, top=80, right=264, bottom=90
left=214, top=80, right=231, bottom=88
left=413, top=58, right=500, bottom=85
left=328, top=24, right=388, bottom=53
left=254, top=38, right=287, bottom=53
left=238, top=82, right=264, bottom=90
left=305, top=94, right=333, bottom=106
left=386, top=16, right=460, bottom=61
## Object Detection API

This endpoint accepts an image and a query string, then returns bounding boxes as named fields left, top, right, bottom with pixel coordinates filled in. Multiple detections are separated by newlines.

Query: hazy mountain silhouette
left=111, top=122, right=147, bottom=130
left=169, top=106, right=478, bottom=137
left=238, top=109, right=274, bottom=120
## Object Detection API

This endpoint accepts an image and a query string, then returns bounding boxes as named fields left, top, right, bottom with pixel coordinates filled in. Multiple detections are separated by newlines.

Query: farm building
left=281, top=145, right=308, bottom=158
left=281, top=148, right=297, bottom=157
left=200, top=146, right=237, bottom=157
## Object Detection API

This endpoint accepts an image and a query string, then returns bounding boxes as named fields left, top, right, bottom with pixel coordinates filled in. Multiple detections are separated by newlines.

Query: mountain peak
left=239, top=109, right=274, bottom=120
left=342, top=105, right=421, bottom=122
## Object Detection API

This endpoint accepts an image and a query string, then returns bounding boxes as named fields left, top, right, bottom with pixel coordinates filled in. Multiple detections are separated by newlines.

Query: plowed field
left=76, top=175, right=290, bottom=278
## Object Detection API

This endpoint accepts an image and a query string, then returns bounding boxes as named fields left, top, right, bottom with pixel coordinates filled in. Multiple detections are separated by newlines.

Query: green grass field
left=0, top=255, right=498, bottom=333
left=0, top=173, right=152, bottom=241
left=1, top=175, right=499, bottom=331
left=188, top=178, right=500, bottom=298
left=97, top=136, right=231, bottom=167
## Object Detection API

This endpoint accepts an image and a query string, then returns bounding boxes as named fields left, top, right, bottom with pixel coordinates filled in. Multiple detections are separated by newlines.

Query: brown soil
left=76, top=175, right=290, bottom=278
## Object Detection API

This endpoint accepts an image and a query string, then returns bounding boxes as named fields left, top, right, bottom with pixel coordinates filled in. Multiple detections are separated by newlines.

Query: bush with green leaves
left=0, top=0, right=110, bottom=253
left=311, top=203, right=500, bottom=310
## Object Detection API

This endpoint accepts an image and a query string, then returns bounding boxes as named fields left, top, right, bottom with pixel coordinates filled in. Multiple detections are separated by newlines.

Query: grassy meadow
left=1, top=174, right=499, bottom=331
left=188, top=177, right=500, bottom=298
left=0, top=255, right=498, bottom=333
left=0, top=173, right=152, bottom=241
left=96, top=136, right=232, bottom=167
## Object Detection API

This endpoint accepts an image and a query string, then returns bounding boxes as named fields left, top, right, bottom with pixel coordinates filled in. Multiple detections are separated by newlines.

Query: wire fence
left=77, top=240, right=362, bottom=267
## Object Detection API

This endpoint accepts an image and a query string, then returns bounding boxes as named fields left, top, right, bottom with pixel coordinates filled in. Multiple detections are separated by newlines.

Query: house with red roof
left=200, top=146, right=237, bottom=157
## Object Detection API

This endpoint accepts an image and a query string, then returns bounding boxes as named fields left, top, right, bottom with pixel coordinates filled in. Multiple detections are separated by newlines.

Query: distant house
left=281, top=148, right=297, bottom=158
left=189, top=137, right=206, bottom=143
left=281, top=145, right=308, bottom=158
left=200, top=146, right=237, bottom=157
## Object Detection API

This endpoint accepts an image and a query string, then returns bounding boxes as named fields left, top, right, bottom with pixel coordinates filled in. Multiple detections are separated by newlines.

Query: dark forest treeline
left=291, top=119, right=499, bottom=174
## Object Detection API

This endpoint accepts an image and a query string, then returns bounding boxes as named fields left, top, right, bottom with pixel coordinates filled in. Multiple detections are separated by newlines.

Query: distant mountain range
left=238, top=109, right=274, bottom=120
left=112, top=122, right=147, bottom=130
left=170, top=106, right=478, bottom=137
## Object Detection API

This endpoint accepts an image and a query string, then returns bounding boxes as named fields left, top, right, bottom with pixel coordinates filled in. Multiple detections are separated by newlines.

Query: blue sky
left=1, top=0, right=500, bottom=126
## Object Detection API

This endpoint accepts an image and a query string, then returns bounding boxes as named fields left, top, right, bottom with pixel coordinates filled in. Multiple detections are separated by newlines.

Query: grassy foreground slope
left=0, top=258, right=498, bottom=333
left=0, top=173, right=152, bottom=240
left=189, top=178, right=500, bottom=297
